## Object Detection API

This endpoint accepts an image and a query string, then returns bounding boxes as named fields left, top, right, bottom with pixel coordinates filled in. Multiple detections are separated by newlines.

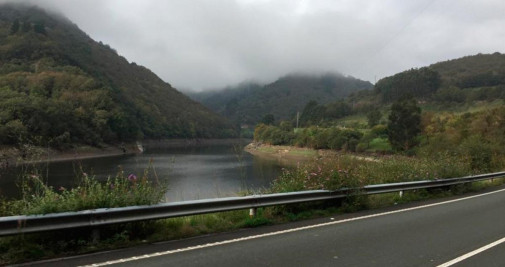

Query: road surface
left=28, top=186, right=505, bottom=266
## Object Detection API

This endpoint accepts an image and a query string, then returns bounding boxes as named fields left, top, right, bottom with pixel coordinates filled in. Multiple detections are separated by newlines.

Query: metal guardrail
left=1, top=171, right=504, bottom=237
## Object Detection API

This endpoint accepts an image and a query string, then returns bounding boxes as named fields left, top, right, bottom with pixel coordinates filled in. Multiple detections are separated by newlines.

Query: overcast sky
left=9, top=0, right=505, bottom=91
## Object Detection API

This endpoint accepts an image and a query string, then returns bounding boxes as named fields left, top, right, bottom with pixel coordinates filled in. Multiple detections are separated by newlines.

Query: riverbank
left=0, top=139, right=251, bottom=166
left=244, top=143, right=382, bottom=167
left=244, top=142, right=322, bottom=166
left=0, top=143, right=141, bottom=166
left=143, top=138, right=251, bottom=148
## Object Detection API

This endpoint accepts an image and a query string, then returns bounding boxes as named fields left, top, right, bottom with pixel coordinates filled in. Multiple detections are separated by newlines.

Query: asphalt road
left=27, top=187, right=505, bottom=267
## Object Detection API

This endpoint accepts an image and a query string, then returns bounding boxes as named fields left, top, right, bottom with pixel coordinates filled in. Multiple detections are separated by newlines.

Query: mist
left=5, top=0, right=505, bottom=91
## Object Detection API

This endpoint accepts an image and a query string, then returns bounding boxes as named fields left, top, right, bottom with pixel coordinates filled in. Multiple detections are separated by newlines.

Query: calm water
left=0, top=142, right=282, bottom=202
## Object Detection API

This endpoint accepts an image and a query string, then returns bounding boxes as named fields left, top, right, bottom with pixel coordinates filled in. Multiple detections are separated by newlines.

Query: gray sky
left=10, top=0, right=505, bottom=91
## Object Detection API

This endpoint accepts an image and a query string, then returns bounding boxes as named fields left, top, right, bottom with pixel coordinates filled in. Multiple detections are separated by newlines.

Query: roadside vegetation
left=0, top=164, right=165, bottom=216
left=2, top=168, right=503, bottom=265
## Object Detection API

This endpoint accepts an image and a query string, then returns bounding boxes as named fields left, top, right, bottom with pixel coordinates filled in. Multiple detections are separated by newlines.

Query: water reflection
left=0, top=142, right=282, bottom=202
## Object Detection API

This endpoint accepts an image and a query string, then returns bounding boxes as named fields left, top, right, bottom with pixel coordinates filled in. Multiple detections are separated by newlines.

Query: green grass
left=367, top=137, right=392, bottom=153
left=336, top=114, right=368, bottom=128
left=287, top=149, right=317, bottom=157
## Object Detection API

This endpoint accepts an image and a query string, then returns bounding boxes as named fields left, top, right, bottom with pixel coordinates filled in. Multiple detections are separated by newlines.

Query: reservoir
left=0, top=141, right=282, bottom=202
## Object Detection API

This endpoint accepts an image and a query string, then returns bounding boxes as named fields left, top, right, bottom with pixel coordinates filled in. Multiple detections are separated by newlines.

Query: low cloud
left=8, top=0, right=505, bottom=91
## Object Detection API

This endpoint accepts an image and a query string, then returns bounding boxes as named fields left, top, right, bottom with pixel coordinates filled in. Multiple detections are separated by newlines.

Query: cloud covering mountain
left=7, top=0, right=505, bottom=91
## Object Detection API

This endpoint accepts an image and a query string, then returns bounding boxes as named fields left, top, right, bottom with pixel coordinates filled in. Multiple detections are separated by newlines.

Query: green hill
left=0, top=4, right=235, bottom=148
left=430, top=52, right=505, bottom=89
left=374, top=52, right=505, bottom=103
left=190, top=73, right=373, bottom=125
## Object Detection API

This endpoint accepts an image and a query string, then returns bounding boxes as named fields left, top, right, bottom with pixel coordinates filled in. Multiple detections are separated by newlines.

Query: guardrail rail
left=1, top=171, right=504, bottom=237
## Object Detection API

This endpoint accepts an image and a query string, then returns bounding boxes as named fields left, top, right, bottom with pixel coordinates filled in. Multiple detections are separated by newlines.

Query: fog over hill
left=190, top=73, right=373, bottom=125
left=3, top=0, right=505, bottom=91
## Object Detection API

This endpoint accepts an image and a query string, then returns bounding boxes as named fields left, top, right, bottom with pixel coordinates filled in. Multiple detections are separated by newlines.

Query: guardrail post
left=92, top=228, right=100, bottom=243
left=249, top=208, right=257, bottom=218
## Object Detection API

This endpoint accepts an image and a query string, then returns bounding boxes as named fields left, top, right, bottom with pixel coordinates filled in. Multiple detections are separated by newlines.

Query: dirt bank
left=244, top=142, right=322, bottom=166
left=0, top=143, right=141, bottom=166
left=244, top=142, right=379, bottom=167
left=0, top=139, right=251, bottom=166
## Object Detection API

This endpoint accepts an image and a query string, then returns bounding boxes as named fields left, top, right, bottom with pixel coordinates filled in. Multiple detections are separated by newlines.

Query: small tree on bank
left=387, top=97, right=421, bottom=151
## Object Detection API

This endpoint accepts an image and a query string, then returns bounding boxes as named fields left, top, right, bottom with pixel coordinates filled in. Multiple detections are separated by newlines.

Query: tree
left=300, top=100, right=325, bottom=126
left=33, top=21, right=47, bottom=35
left=326, top=101, right=351, bottom=119
left=387, top=97, right=421, bottom=151
left=261, top=114, right=274, bottom=125
left=10, top=19, right=19, bottom=34
left=367, top=110, right=381, bottom=127
left=279, top=120, right=293, bottom=132
left=21, top=20, right=31, bottom=32
left=375, top=67, right=441, bottom=103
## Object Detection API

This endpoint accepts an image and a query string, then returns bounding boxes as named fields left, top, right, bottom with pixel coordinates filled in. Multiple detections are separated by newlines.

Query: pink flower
left=128, top=174, right=137, bottom=182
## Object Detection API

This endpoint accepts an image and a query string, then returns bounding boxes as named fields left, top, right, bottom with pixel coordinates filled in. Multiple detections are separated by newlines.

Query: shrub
left=458, top=135, right=493, bottom=172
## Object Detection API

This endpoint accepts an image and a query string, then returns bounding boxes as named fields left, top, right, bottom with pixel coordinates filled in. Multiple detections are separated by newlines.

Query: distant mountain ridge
left=429, top=52, right=505, bottom=88
left=373, top=52, right=505, bottom=103
left=0, top=4, right=235, bottom=148
left=190, top=73, right=373, bottom=125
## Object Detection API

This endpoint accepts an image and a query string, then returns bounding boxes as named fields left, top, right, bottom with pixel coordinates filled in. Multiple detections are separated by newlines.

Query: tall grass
left=2, top=161, right=166, bottom=216
left=271, top=153, right=477, bottom=193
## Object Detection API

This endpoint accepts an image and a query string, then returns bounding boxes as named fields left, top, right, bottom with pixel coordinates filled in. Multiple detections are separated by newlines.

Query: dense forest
left=189, top=73, right=373, bottom=126
left=373, top=52, right=505, bottom=103
left=0, top=4, right=236, bottom=149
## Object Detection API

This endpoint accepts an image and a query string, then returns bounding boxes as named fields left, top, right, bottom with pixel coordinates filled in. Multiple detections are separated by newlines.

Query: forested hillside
left=0, top=4, right=235, bottom=148
left=191, top=74, right=373, bottom=125
left=190, top=73, right=373, bottom=125
left=430, top=52, right=505, bottom=88
left=373, top=52, right=505, bottom=103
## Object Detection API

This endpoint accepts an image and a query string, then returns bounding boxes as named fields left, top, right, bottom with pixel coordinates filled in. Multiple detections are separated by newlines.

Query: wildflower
left=128, top=174, right=137, bottom=181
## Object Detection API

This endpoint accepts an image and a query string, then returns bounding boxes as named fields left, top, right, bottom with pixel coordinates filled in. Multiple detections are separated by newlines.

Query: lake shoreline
left=244, top=142, right=382, bottom=166
left=244, top=142, right=321, bottom=166
left=0, top=138, right=252, bottom=166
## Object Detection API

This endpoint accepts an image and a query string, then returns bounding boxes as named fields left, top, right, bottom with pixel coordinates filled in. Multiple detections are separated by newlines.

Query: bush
left=459, top=135, right=493, bottom=172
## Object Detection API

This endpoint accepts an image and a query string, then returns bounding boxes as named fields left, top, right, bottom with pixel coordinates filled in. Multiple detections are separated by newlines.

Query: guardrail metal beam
left=1, top=171, right=504, bottom=237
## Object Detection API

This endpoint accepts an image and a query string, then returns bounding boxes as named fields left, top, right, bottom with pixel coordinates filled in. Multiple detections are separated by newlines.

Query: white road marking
left=82, top=188, right=505, bottom=266
left=437, top=236, right=505, bottom=267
